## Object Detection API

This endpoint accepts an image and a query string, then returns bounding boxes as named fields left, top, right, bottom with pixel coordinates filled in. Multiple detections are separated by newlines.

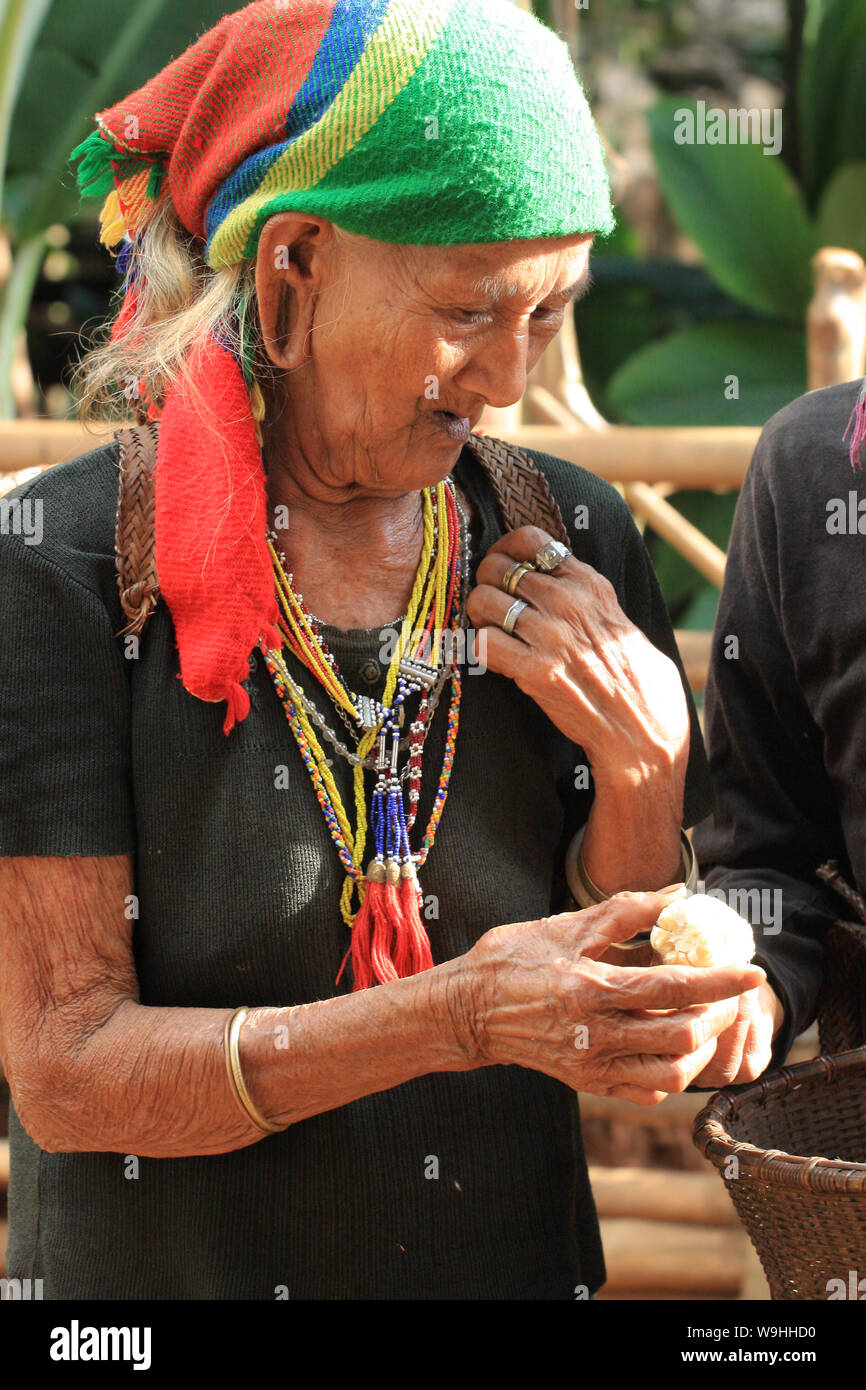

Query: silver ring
left=534, top=540, right=571, bottom=574
left=501, top=599, right=529, bottom=637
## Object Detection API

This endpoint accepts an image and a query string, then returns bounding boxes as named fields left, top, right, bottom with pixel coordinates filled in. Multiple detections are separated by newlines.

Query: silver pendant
left=399, top=656, right=438, bottom=689
left=355, top=694, right=386, bottom=730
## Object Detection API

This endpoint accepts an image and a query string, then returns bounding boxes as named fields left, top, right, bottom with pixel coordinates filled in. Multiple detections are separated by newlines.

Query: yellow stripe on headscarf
left=98, top=190, right=128, bottom=248
left=208, top=0, right=454, bottom=268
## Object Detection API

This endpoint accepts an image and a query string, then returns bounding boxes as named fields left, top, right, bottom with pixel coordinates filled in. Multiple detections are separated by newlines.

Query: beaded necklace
left=260, top=478, right=468, bottom=990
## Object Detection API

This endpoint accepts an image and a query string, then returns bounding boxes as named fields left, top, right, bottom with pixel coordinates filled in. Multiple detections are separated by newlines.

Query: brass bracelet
left=564, top=828, right=698, bottom=909
left=224, top=1006, right=285, bottom=1135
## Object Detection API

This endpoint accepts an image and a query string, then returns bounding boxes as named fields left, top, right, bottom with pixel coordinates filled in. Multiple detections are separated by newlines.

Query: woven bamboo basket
left=694, top=862, right=866, bottom=1301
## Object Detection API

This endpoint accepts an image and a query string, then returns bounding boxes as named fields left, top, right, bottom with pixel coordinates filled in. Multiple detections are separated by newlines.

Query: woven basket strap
left=817, top=860, right=866, bottom=927
left=115, top=422, right=160, bottom=638
left=113, top=427, right=568, bottom=640
left=465, top=433, right=571, bottom=546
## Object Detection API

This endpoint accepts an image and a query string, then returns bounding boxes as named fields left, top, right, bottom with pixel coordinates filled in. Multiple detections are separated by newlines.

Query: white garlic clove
left=650, top=893, right=756, bottom=968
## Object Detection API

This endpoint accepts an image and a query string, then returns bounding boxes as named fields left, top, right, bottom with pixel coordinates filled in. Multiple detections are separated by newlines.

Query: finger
left=605, top=1084, right=668, bottom=1107
left=733, top=1009, right=775, bottom=1084
left=610, top=998, right=741, bottom=1057
left=602, top=960, right=767, bottom=1009
left=482, top=526, right=557, bottom=562
left=482, top=528, right=608, bottom=595
left=674, top=1035, right=720, bottom=1089
left=542, top=895, right=692, bottom=961
left=465, top=582, right=544, bottom=647
left=692, top=993, right=754, bottom=1086
left=475, top=552, right=565, bottom=607
left=559, top=891, right=695, bottom=959
left=468, top=622, right=577, bottom=690
left=604, top=1035, right=720, bottom=1093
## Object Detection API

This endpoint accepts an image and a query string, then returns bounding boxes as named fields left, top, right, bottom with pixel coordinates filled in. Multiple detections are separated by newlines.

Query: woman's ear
left=255, top=214, right=332, bottom=371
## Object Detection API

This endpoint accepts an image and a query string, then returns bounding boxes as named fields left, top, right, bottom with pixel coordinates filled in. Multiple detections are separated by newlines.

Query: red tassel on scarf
left=155, top=332, right=280, bottom=734
left=111, top=282, right=140, bottom=343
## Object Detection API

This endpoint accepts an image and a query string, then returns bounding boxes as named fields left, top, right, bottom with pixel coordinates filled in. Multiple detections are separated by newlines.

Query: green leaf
left=677, top=583, right=721, bottom=633
left=644, top=492, right=739, bottom=624
left=799, top=0, right=866, bottom=208
left=0, top=0, right=52, bottom=212
left=591, top=208, right=641, bottom=259
left=606, top=321, right=807, bottom=426
left=574, top=285, right=660, bottom=407
left=5, top=0, right=232, bottom=241
left=648, top=96, right=817, bottom=320
left=815, top=163, right=866, bottom=260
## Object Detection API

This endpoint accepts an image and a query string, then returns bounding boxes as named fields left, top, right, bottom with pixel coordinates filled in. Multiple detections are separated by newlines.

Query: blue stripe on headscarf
left=205, top=0, right=391, bottom=249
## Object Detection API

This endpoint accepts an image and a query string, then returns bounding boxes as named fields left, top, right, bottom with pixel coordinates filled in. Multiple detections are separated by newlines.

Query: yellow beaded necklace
left=261, top=479, right=465, bottom=989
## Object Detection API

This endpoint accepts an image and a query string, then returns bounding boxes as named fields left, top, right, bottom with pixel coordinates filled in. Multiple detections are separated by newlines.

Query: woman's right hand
left=447, top=891, right=768, bottom=1106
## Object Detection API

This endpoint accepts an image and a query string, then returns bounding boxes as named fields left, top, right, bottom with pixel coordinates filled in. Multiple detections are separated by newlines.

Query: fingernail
left=658, top=882, right=687, bottom=895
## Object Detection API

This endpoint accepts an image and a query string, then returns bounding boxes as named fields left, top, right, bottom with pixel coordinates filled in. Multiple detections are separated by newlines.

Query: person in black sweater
left=692, top=378, right=866, bottom=1083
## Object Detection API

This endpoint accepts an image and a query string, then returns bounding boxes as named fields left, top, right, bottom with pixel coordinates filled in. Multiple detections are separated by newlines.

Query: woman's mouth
left=430, top=411, right=472, bottom=443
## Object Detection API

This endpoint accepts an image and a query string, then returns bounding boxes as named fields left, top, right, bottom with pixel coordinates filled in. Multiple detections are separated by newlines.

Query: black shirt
left=0, top=439, right=712, bottom=1299
left=693, top=380, right=866, bottom=1067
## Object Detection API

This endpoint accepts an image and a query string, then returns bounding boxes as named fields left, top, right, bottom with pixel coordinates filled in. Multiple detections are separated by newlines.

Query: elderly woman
left=0, top=0, right=767, bottom=1300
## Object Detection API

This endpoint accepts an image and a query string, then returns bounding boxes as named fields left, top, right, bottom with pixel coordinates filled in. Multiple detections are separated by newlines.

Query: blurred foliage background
left=540, top=0, right=866, bottom=631
left=0, top=0, right=864, bottom=630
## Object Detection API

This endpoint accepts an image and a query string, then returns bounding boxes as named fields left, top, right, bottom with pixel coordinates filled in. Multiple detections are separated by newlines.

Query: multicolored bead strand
left=261, top=477, right=469, bottom=988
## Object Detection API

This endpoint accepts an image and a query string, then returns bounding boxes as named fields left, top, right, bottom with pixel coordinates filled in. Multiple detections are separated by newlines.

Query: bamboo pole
left=525, top=383, right=590, bottom=431
left=589, top=1166, right=736, bottom=1226
left=807, top=248, right=866, bottom=391
left=598, top=1219, right=747, bottom=1295
left=526, top=381, right=612, bottom=436
left=675, top=631, right=713, bottom=694
left=0, top=419, right=758, bottom=487
left=626, top=481, right=726, bottom=589
left=527, top=314, right=612, bottom=432
left=0, top=419, right=117, bottom=473
left=499, top=425, right=757, bottom=488
left=578, top=1090, right=707, bottom=1128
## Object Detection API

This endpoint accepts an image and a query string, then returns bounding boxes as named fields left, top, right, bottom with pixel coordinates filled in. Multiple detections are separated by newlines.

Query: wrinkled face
left=270, top=226, right=594, bottom=496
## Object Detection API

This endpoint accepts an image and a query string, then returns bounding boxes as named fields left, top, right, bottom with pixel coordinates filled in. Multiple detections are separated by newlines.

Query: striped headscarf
left=71, top=0, right=615, bottom=731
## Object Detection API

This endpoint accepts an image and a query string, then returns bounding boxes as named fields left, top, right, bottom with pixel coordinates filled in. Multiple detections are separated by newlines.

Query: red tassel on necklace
left=348, top=862, right=401, bottom=990
left=371, top=870, right=403, bottom=984
left=346, top=872, right=377, bottom=993
left=399, top=870, right=434, bottom=974
left=345, top=859, right=433, bottom=992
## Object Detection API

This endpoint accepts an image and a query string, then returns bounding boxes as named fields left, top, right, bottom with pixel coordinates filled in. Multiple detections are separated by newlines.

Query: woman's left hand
left=688, top=980, right=785, bottom=1087
left=466, top=526, right=691, bottom=784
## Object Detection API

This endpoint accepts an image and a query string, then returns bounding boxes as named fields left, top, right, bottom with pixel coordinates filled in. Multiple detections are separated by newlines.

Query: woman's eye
left=455, top=308, right=492, bottom=325
left=451, top=304, right=563, bottom=327
left=532, top=305, right=564, bottom=323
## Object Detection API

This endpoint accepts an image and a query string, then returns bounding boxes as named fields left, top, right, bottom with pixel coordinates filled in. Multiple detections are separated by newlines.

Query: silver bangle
left=564, top=827, right=698, bottom=910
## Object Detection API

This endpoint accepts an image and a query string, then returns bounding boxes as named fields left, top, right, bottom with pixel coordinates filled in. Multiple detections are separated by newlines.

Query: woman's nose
left=457, top=328, right=532, bottom=411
